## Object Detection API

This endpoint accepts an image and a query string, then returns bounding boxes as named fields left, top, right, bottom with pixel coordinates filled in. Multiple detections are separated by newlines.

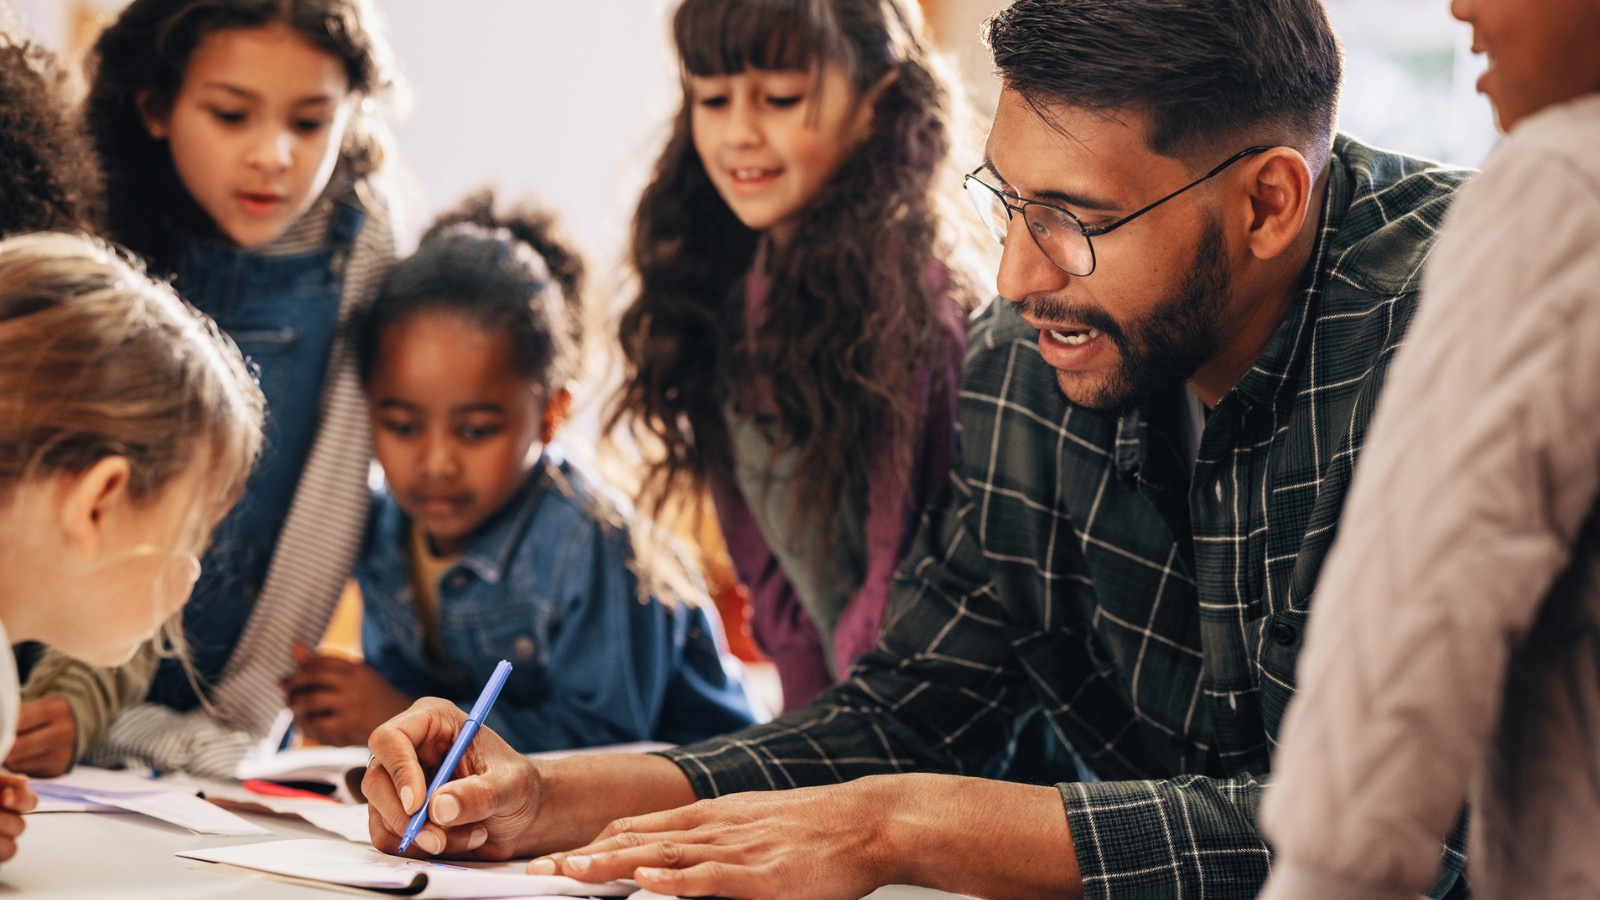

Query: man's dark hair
left=985, top=0, right=1342, bottom=165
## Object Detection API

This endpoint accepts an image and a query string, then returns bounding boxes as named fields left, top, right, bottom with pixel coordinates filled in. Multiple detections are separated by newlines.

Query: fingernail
left=637, top=867, right=664, bottom=880
left=566, top=855, right=591, bottom=873
left=416, top=830, right=443, bottom=855
left=467, top=826, right=487, bottom=850
left=399, top=786, right=415, bottom=814
left=432, top=793, right=459, bottom=825
left=526, top=858, right=556, bottom=875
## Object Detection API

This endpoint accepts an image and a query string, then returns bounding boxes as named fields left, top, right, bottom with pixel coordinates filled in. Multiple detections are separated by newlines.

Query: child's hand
left=5, top=697, right=76, bottom=777
left=284, top=642, right=413, bottom=747
left=0, top=771, right=37, bottom=864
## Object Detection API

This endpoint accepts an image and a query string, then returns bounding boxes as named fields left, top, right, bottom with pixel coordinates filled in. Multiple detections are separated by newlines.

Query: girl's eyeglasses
left=962, top=146, right=1273, bottom=277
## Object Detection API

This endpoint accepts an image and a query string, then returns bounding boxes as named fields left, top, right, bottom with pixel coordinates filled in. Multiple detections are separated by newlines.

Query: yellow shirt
left=406, top=522, right=463, bottom=666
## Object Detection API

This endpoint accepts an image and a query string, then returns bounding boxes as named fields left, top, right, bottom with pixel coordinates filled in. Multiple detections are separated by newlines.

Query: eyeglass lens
left=963, top=177, right=1094, bottom=276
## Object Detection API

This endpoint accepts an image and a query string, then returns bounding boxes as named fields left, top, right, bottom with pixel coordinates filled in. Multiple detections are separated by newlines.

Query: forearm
left=522, top=753, right=699, bottom=856
left=883, top=773, right=1080, bottom=900
left=21, top=642, right=157, bottom=761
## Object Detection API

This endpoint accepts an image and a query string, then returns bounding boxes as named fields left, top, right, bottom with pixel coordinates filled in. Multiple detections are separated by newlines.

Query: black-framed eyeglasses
left=963, top=146, right=1272, bottom=277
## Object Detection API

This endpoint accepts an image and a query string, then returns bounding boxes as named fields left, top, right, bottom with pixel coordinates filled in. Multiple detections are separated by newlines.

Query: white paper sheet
left=29, top=767, right=269, bottom=835
left=234, top=745, right=371, bottom=785
left=197, top=778, right=374, bottom=843
left=178, top=839, right=636, bottom=898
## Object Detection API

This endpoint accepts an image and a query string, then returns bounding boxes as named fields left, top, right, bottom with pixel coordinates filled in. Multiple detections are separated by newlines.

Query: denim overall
left=147, top=201, right=367, bottom=711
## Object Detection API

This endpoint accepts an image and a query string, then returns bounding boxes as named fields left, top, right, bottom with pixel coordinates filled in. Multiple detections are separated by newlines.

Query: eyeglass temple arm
left=1090, top=146, right=1274, bottom=237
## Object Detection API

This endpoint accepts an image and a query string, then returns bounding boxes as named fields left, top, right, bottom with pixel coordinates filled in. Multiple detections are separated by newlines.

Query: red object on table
left=241, top=779, right=338, bottom=803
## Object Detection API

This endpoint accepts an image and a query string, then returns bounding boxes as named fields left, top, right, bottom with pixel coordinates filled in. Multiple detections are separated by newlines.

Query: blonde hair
left=0, top=232, right=263, bottom=534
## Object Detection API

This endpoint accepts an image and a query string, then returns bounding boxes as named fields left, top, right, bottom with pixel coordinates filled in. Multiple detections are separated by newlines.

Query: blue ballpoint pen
left=396, top=659, right=513, bottom=854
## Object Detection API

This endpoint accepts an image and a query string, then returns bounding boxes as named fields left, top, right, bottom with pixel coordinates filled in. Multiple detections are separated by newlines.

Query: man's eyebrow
left=981, top=155, right=1124, bottom=213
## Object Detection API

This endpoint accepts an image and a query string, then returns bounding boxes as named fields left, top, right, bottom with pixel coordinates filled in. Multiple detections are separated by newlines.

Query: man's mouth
left=1046, top=327, right=1103, bottom=346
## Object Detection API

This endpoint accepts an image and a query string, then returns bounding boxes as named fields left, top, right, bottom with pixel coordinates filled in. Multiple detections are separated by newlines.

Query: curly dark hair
left=609, top=0, right=974, bottom=540
left=355, top=189, right=586, bottom=393
left=86, top=0, right=402, bottom=273
left=0, top=16, right=103, bottom=237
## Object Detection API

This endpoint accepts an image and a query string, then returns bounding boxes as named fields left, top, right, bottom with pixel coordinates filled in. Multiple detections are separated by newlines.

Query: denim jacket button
left=447, top=572, right=470, bottom=591
left=513, top=636, right=536, bottom=660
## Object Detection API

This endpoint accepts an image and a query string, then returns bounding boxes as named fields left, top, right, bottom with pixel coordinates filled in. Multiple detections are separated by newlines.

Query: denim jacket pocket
left=449, top=601, right=553, bottom=705
left=229, top=327, right=300, bottom=410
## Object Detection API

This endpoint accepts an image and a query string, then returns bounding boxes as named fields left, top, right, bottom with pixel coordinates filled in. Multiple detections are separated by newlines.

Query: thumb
left=429, top=774, right=506, bottom=828
left=292, top=641, right=314, bottom=665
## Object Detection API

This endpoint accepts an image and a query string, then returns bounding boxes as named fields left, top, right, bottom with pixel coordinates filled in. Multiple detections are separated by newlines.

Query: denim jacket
left=150, top=199, right=367, bottom=710
left=358, top=451, right=761, bottom=751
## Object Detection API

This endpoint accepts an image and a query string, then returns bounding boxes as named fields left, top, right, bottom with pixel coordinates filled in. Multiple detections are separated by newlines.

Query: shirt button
left=1214, top=481, right=1223, bottom=502
left=447, top=572, right=470, bottom=591
left=513, top=636, right=536, bottom=659
left=1269, top=622, right=1298, bottom=646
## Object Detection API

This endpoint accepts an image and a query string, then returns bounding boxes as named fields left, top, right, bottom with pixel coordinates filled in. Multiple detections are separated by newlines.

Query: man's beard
left=1012, top=215, right=1230, bottom=413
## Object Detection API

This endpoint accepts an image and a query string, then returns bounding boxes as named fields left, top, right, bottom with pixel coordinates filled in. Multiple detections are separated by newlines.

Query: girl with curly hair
left=610, top=0, right=977, bottom=710
left=14, top=0, right=402, bottom=779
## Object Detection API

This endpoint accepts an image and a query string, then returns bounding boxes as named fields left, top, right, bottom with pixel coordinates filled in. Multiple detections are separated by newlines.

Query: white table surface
left=3, top=806, right=341, bottom=898
left=1, top=806, right=975, bottom=899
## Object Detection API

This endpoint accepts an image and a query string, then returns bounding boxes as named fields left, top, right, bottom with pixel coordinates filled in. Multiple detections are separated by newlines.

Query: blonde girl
left=0, top=232, right=262, bottom=864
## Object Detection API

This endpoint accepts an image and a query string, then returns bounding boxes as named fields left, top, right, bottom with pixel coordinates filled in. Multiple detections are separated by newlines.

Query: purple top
left=710, top=265, right=968, bottom=711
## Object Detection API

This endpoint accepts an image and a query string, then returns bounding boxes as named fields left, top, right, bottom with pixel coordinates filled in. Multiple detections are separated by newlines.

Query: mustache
left=1007, top=295, right=1127, bottom=345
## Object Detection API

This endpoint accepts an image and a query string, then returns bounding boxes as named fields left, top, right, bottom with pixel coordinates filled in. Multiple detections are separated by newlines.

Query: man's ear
left=59, top=456, right=134, bottom=560
left=1239, top=147, right=1314, bottom=262
left=136, top=88, right=171, bottom=140
left=541, top=386, right=573, bottom=443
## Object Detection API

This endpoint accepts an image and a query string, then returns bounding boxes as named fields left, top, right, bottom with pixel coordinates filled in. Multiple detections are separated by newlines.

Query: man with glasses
left=360, top=1, right=1470, bottom=898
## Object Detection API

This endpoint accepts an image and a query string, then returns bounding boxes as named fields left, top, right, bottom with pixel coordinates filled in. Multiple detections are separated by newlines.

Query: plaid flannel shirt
left=662, top=135, right=1470, bottom=900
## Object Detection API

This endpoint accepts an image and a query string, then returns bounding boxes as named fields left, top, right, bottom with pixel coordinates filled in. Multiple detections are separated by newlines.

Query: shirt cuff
left=1258, top=856, right=1421, bottom=900
left=1058, top=776, right=1271, bottom=900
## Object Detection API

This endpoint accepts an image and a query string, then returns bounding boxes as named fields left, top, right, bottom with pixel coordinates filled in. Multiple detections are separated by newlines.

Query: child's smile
left=689, top=63, right=878, bottom=246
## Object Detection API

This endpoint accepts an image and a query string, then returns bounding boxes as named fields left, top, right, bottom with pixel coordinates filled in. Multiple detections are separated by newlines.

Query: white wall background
left=380, top=0, right=680, bottom=263
left=12, top=0, right=1497, bottom=262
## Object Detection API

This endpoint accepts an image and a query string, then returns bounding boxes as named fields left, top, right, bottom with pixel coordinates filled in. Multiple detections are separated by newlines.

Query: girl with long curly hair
left=14, top=0, right=402, bottom=779
left=610, top=0, right=977, bottom=710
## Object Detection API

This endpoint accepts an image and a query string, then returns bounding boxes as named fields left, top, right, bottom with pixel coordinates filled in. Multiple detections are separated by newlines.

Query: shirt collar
left=453, top=460, right=555, bottom=585
left=1226, top=149, right=1353, bottom=412
left=379, top=459, right=553, bottom=587
left=1115, top=146, right=1355, bottom=477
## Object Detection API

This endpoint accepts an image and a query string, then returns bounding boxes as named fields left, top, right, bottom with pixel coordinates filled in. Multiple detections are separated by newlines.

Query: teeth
left=1048, top=328, right=1101, bottom=346
left=732, top=168, right=775, bottom=181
